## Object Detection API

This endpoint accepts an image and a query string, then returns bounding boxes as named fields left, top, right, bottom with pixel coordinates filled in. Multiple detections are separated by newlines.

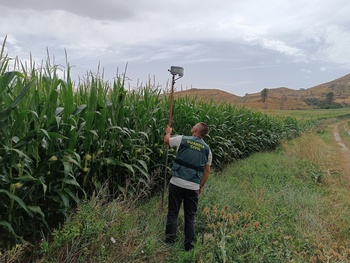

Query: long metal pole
left=162, top=73, right=176, bottom=207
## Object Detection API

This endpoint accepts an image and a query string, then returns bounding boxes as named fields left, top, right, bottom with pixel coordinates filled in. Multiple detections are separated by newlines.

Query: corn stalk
left=0, top=38, right=313, bottom=247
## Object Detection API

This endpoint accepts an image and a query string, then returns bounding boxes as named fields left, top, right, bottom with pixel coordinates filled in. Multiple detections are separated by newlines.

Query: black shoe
left=185, top=247, right=193, bottom=251
left=184, top=240, right=194, bottom=251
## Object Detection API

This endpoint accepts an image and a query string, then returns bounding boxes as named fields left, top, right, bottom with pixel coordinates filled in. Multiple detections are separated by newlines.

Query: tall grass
left=17, top=127, right=350, bottom=263
left=0, top=41, right=311, bottom=248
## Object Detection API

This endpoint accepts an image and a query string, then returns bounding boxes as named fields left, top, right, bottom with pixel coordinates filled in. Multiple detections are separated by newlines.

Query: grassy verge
left=261, top=108, right=350, bottom=120
left=338, top=121, right=350, bottom=149
left=192, top=131, right=350, bottom=262
left=2, top=122, right=350, bottom=263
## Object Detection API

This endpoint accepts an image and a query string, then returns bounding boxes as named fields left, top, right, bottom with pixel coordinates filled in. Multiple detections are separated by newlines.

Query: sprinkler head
left=168, top=66, right=184, bottom=78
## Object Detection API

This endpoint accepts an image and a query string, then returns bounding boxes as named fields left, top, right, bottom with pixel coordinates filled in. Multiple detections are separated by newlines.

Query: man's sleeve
left=206, top=150, right=213, bottom=166
left=169, top=135, right=182, bottom=148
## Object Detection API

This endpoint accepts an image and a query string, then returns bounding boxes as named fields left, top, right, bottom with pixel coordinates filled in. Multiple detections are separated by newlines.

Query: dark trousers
left=165, top=183, right=199, bottom=251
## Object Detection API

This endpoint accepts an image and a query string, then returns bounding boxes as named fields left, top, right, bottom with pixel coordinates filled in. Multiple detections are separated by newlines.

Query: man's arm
left=164, top=125, right=172, bottom=145
left=199, top=165, right=210, bottom=195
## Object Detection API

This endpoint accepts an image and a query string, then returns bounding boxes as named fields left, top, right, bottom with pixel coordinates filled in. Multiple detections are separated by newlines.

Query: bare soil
left=333, top=121, right=350, bottom=186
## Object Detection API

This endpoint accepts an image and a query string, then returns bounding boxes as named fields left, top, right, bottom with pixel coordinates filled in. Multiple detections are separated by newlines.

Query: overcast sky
left=1, top=0, right=350, bottom=96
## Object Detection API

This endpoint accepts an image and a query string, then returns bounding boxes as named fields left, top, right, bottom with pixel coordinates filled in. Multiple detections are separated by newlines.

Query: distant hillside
left=174, top=73, right=350, bottom=110
left=174, top=88, right=240, bottom=104
left=301, top=73, right=350, bottom=105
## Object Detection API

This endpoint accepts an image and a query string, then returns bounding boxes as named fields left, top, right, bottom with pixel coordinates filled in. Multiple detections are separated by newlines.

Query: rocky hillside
left=174, top=73, right=350, bottom=110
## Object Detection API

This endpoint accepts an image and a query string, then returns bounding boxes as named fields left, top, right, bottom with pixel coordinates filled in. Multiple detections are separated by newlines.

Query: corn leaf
left=0, top=189, right=33, bottom=217
left=0, top=221, right=24, bottom=242
left=0, top=80, right=33, bottom=122
left=27, top=206, right=45, bottom=218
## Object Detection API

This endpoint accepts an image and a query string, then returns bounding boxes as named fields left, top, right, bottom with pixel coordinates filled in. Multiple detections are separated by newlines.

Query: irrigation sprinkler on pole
left=162, top=66, right=184, bottom=207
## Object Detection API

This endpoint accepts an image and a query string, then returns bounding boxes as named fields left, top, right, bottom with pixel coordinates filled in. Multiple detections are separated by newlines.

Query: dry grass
left=282, top=130, right=350, bottom=248
left=282, top=132, right=341, bottom=173
left=338, top=121, right=350, bottom=149
left=175, top=73, right=350, bottom=110
left=0, top=243, right=31, bottom=263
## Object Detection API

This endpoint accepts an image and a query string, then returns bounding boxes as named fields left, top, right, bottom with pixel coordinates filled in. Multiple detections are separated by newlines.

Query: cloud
left=243, top=33, right=305, bottom=58
left=0, top=0, right=136, bottom=21
left=301, top=68, right=312, bottom=74
left=1, top=34, right=22, bottom=54
left=316, top=26, right=350, bottom=67
left=1, top=0, right=350, bottom=96
left=230, top=65, right=277, bottom=71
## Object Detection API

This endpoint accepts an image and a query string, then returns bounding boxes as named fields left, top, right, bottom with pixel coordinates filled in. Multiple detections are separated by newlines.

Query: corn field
left=0, top=43, right=312, bottom=247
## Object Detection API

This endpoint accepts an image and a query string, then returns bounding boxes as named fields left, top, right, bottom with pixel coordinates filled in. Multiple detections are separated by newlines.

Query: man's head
left=191, top=122, right=209, bottom=138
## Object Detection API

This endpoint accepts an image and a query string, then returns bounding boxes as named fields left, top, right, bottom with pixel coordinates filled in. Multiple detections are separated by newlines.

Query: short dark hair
left=197, top=122, right=209, bottom=137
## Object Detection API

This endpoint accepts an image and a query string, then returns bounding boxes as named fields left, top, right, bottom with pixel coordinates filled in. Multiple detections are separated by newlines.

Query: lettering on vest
left=171, top=136, right=210, bottom=184
left=187, top=139, right=206, bottom=151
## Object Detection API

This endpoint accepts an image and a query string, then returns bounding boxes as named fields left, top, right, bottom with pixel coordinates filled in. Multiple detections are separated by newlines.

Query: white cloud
left=243, top=33, right=305, bottom=58
left=1, top=0, right=350, bottom=96
left=317, top=26, right=350, bottom=67
left=301, top=68, right=312, bottom=74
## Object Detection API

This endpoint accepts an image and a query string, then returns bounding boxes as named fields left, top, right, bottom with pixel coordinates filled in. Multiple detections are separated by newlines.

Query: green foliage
left=3, top=121, right=350, bottom=262
left=0, top=43, right=311, bottom=247
left=35, top=187, right=169, bottom=263
left=38, top=192, right=113, bottom=262
left=263, top=107, right=350, bottom=122
left=199, top=204, right=305, bottom=262
left=261, top=88, right=268, bottom=103
left=325, top=92, right=335, bottom=104
left=303, top=98, right=344, bottom=109
left=191, top=146, right=350, bottom=262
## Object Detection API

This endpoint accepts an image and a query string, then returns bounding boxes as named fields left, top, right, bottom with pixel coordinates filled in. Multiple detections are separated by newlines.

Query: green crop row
left=0, top=47, right=313, bottom=247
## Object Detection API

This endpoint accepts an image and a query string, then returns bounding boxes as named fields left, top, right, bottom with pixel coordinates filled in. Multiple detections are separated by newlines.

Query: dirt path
left=333, top=121, right=350, bottom=185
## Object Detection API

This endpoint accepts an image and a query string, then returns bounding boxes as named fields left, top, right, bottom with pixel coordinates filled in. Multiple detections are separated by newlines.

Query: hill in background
left=174, top=73, right=350, bottom=110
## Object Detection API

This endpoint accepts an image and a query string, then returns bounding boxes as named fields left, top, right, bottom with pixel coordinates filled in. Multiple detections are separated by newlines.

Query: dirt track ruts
left=333, top=121, right=350, bottom=186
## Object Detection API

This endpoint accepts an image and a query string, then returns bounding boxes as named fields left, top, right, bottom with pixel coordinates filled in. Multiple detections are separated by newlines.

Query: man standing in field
left=164, top=122, right=212, bottom=251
